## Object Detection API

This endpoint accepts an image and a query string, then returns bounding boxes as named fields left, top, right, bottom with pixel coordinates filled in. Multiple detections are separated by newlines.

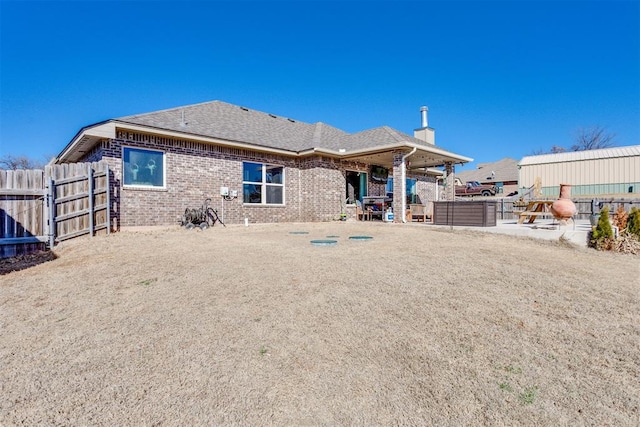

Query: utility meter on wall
left=220, top=187, right=229, bottom=196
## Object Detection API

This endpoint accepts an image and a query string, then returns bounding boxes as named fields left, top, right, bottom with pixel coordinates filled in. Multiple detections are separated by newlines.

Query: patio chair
left=356, top=200, right=370, bottom=221
left=409, top=202, right=433, bottom=222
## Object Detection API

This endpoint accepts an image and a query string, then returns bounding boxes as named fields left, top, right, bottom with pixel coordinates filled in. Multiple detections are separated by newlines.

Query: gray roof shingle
left=347, top=126, right=415, bottom=148
left=115, top=100, right=432, bottom=153
left=455, top=157, right=519, bottom=183
left=117, top=100, right=339, bottom=152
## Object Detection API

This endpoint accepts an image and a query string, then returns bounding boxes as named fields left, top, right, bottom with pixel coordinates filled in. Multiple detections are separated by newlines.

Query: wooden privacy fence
left=0, top=162, right=110, bottom=258
left=47, top=162, right=110, bottom=243
left=0, top=169, right=46, bottom=258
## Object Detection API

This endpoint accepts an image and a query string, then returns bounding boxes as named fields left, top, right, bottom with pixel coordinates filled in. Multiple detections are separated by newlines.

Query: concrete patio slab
left=425, top=219, right=593, bottom=247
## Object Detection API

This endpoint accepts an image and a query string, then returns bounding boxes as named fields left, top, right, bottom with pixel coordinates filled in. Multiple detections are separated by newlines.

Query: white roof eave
left=56, top=121, right=474, bottom=167
left=56, top=121, right=300, bottom=163
left=338, top=141, right=472, bottom=165
left=55, top=121, right=117, bottom=163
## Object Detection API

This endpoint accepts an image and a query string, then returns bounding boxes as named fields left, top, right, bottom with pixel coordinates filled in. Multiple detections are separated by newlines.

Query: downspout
left=401, top=147, right=417, bottom=223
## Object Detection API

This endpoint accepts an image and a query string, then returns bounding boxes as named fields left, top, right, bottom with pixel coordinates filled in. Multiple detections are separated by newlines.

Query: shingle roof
left=311, top=122, right=351, bottom=151
left=519, top=145, right=640, bottom=166
left=57, top=99, right=473, bottom=166
left=347, top=126, right=413, bottom=148
left=115, top=100, right=429, bottom=153
left=116, top=100, right=328, bottom=152
left=455, top=157, right=519, bottom=183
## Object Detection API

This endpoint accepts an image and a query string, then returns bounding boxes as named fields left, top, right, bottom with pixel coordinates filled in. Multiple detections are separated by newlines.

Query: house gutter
left=114, top=121, right=297, bottom=157
left=57, top=121, right=474, bottom=166
left=56, top=120, right=299, bottom=163
left=54, top=120, right=114, bottom=163
left=333, top=142, right=474, bottom=165
left=297, top=147, right=346, bottom=157
left=401, top=147, right=417, bottom=223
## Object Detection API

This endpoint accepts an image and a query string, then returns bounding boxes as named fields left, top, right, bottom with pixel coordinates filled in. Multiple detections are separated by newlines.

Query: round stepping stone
left=348, top=235, right=373, bottom=240
left=310, top=239, right=338, bottom=246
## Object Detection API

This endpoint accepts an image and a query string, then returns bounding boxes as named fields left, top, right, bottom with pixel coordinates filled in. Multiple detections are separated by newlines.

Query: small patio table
left=517, top=200, right=554, bottom=224
left=362, top=196, right=390, bottom=220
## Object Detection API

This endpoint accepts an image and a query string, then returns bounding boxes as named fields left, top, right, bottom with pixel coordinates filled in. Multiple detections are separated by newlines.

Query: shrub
left=612, top=205, right=628, bottom=230
left=628, top=207, right=640, bottom=238
left=590, top=206, right=614, bottom=251
left=591, top=206, right=640, bottom=254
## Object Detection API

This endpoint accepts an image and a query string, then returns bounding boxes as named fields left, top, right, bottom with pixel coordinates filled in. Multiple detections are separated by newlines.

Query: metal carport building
left=518, top=145, right=640, bottom=198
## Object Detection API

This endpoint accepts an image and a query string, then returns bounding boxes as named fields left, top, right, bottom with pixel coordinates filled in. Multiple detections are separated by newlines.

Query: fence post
left=105, top=164, right=110, bottom=235
left=47, top=177, right=55, bottom=248
left=88, top=165, right=94, bottom=237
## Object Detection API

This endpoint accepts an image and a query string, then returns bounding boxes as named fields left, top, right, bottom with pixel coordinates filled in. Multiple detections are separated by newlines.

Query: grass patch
left=497, top=364, right=522, bottom=374
left=137, top=278, right=158, bottom=286
left=519, top=386, right=538, bottom=405
left=498, top=382, right=513, bottom=392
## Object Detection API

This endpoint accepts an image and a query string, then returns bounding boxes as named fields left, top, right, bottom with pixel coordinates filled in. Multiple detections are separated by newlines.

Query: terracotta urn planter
left=550, top=184, right=577, bottom=220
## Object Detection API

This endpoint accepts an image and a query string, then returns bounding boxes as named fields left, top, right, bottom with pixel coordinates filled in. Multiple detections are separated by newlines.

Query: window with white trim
left=243, top=162, right=284, bottom=204
left=123, top=147, right=165, bottom=188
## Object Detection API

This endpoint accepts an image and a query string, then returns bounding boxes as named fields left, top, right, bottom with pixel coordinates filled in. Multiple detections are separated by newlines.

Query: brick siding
left=77, top=130, right=439, bottom=227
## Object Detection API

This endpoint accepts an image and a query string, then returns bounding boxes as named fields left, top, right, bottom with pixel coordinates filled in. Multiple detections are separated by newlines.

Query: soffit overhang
left=335, top=142, right=473, bottom=170
left=55, top=122, right=473, bottom=170
left=55, top=121, right=299, bottom=163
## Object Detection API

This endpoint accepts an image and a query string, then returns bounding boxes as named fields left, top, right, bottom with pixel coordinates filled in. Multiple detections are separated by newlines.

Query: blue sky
left=1, top=0, right=638, bottom=170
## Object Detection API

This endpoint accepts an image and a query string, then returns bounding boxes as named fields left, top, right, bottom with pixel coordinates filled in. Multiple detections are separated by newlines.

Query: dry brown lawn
left=1, top=222, right=638, bottom=426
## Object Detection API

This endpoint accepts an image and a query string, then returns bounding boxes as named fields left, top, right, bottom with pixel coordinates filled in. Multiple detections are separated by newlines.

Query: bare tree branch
left=531, top=126, right=616, bottom=155
left=550, top=145, right=567, bottom=154
left=571, top=126, right=616, bottom=151
left=0, top=154, right=45, bottom=170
